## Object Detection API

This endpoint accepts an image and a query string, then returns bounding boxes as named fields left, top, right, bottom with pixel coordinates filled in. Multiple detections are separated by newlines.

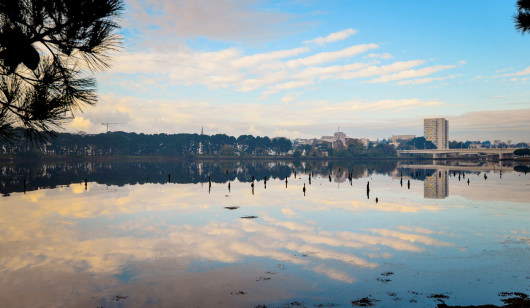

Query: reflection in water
left=2, top=159, right=524, bottom=198
left=0, top=159, right=528, bottom=307
left=424, top=170, right=449, bottom=199
left=1, top=160, right=400, bottom=196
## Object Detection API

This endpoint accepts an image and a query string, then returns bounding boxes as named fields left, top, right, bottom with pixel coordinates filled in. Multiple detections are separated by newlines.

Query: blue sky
left=67, top=0, right=530, bottom=142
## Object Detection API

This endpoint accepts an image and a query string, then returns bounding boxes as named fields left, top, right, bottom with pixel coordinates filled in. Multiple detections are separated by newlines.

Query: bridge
left=397, top=148, right=517, bottom=160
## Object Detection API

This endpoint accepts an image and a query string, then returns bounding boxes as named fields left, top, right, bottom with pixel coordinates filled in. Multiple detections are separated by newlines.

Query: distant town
left=1, top=118, right=529, bottom=159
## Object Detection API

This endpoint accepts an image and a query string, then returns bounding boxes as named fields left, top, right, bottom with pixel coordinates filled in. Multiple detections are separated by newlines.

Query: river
left=0, top=160, right=528, bottom=307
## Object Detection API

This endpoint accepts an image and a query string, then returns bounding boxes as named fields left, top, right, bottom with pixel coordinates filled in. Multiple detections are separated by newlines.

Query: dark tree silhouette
left=0, top=0, right=123, bottom=142
left=514, top=0, right=530, bottom=34
left=514, top=148, right=530, bottom=156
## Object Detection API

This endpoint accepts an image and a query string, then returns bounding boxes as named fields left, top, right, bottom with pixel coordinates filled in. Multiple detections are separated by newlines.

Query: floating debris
left=224, top=206, right=239, bottom=210
left=429, top=293, right=450, bottom=299
left=498, top=292, right=529, bottom=306
left=351, top=296, right=380, bottom=307
left=256, top=276, right=271, bottom=281
left=241, top=215, right=258, bottom=219
left=112, top=295, right=128, bottom=302
left=437, top=292, right=529, bottom=307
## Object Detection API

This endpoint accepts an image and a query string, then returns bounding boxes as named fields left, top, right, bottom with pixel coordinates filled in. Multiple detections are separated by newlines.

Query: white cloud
left=338, top=60, right=425, bottom=80
left=68, top=117, right=92, bottom=131
left=109, top=42, right=382, bottom=93
left=267, top=80, right=315, bottom=93
left=367, top=64, right=456, bottom=83
left=127, top=0, right=293, bottom=42
left=238, top=71, right=290, bottom=92
left=285, top=44, right=378, bottom=68
left=448, top=108, right=530, bottom=142
left=499, top=65, right=530, bottom=77
left=111, top=47, right=245, bottom=89
left=65, top=94, right=446, bottom=138
left=313, top=99, right=444, bottom=113
left=515, top=66, right=530, bottom=76
left=495, top=67, right=513, bottom=73
left=397, top=74, right=460, bottom=85
left=105, top=7, right=465, bottom=103
left=233, top=47, right=310, bottom=68
left=365, top=53, right=393, bottom=60
left=304, top=28, right=358, bottom=46
left=281, top=93, right=300, bottom=103
left=292, top=63, right=369, bottom=80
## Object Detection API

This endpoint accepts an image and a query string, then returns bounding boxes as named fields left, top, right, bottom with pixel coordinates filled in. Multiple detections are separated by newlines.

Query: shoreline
left=1, top=155, right=526, bottom=164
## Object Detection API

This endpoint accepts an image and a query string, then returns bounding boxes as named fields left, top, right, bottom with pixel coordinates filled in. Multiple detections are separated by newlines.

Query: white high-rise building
left=424, top=118, right=448, bottom=149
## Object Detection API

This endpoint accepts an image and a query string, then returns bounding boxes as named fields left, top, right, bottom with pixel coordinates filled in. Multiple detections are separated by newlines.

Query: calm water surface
left=0, top=160, right=528, bottom=307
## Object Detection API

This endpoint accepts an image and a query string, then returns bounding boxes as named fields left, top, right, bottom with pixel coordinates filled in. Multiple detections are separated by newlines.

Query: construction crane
left=101, top=122, right=123, bottom=132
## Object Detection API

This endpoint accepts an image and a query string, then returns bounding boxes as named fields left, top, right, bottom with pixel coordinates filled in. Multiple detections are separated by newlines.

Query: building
left=334, top=131, right=346, bottom=144
left=389, top=135, right=416, bottom=143
left=320, top=136, right=335, bottom=143
left=468, top=141, right=482, bottom=149
left=293, top=138, right=314, bottom=146
left=424, top=118, right=448, bottom=149
left=359, top=138, right=370, bottom=148
left=389, top=135, right=416, bottom=148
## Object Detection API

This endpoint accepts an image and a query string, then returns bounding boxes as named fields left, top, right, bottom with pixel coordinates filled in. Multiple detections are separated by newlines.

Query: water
left=0, top=160, right=528, bottom=307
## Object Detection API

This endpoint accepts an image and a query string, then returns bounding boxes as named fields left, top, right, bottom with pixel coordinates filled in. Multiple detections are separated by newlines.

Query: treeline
left=448, top=140, right=529, bottom=149
left=1, top=129, right=400, bottom=158
left=1, top=130, right=292, bottom=158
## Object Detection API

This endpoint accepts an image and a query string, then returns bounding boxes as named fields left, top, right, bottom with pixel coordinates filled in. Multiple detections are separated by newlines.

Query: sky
left=65, top=0, right=530, bottom=142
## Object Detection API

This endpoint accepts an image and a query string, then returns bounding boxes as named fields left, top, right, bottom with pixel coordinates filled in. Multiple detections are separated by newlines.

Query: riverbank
left=0, top=154, right=403, bottom=163
left=4, top=154, right=527, bottom=164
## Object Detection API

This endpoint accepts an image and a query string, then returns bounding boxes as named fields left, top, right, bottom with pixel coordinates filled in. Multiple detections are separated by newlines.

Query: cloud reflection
left=0, top=180, right=459, bottom=306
